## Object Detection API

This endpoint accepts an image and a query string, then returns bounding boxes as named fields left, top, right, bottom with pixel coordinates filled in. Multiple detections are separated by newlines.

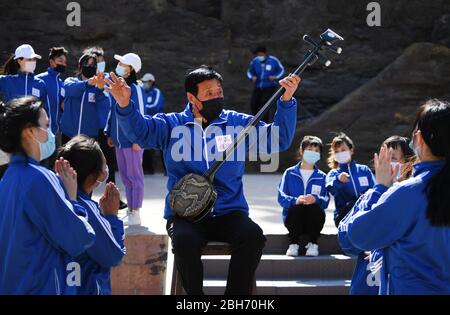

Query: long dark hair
left=125, top=69, right=137, bottom=85
left=413, top=99, right=450, bottom=226
left=57, top=135, right=103, bottom=189
left=0, top=97, right=43, bottom=154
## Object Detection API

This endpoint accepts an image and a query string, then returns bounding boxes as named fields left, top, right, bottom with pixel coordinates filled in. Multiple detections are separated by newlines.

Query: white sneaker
left=305, top=242, right=319, bottom=256
left=124, top=209, right=141, bottom=226
left=286, top=244, right=299, bottom=257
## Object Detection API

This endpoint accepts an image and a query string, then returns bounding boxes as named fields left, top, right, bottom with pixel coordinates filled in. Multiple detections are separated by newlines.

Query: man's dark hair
left=57, top=135, right=104, bottom=189
left=185, top=65, right=223, bottom=97
left=253, top=45, right=266, bottom=54
left=49, top=47, right=68, bottom=60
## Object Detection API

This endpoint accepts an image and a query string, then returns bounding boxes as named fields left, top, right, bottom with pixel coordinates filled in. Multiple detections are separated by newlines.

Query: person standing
left=60, top=53, right=109, bottom=144
left=105, top=53, right=145, bottom=226
left=36, top=47, right=68, bottom=137
left=247, top=45, right=285, bottom=122
left=140, top=72, right=166, bottom=175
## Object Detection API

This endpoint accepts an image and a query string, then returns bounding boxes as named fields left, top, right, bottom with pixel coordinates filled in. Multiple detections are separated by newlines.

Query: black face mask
left=54, top=64, right=66, bottom=74
left=198, top=97, right=224, bottom=125
left=81, top=65, right=97, bottom=78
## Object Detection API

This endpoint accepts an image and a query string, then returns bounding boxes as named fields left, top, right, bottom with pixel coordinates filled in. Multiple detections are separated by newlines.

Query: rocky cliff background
left=1, top=0, right=449, bottom=172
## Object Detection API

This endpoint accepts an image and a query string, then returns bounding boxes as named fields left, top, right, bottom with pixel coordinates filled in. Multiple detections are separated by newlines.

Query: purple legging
left=115, top=147, right=144, bottom=209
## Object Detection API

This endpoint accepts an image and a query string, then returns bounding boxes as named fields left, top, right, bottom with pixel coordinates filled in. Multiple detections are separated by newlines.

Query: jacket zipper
left=56, top=75, right=60, bottom=133
left=348, top=163, right=359, bottom=197
left=260, top=63, right=265, bottom=88
left=25, top=73, right=28, bottom=96
left=188, top=120, right=226, bottom=170
left=54, top=268, right=61, bottom=295
left=77, top=92, right=86, bottom=135
left=116, top=116, right=122, bottom=148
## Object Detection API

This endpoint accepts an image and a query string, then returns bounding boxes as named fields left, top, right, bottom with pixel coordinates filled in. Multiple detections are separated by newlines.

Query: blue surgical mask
left=303, top=150, right=321, bottom=165
left=409, top=139, right=418, bottom=156
left=32, top=127, right=56, bottom=161
left=97, top=61, right=106, bottom=73
left=115, top=65, right=126, bottom=77
left=256, top=56, right=265, bottom=62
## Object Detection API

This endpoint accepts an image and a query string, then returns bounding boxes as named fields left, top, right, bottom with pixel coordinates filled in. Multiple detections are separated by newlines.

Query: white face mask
left=335, top=150, right=352, bottom=164
left=96, top=165, right=109, bottom=186
left=23, top=61, right=37, bottom=73
left=391, top=162, right=404, bottom=180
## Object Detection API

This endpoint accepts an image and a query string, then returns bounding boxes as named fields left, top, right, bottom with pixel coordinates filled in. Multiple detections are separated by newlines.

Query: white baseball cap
left=14, top=44, right=42, bottom=60
left=114, top=53, right=142, bottom=73
left=141, top=73, right=155, bottom=82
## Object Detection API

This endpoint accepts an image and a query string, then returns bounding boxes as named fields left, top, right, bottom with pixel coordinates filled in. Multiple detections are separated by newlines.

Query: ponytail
left=414, top=99, right=450, bottom=226
left=1, top=54, right=19, bottom=75
left=427, top=157, right=450, bottom=226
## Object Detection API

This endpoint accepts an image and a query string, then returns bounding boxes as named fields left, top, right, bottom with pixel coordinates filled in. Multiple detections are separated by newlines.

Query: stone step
left=263, top=234, right=343, bottom=255
left=202, top=254, right=355, bottom=279
left=203, top=279, right=351, bottom=295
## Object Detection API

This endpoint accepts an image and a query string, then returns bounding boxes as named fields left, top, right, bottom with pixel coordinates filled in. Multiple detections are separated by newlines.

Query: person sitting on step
left=278, top=136, right=330, bottom=257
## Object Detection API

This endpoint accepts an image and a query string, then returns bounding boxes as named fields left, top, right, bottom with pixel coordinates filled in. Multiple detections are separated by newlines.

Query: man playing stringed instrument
left=104, top=65, right=300, bottom=295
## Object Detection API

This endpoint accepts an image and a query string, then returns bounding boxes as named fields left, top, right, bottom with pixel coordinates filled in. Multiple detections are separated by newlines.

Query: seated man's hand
left=280, top=74, right=301, bottom=101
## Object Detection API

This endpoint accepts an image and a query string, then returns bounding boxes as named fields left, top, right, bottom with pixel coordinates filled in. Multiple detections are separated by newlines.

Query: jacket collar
left=293, top=161, right=320, bottom=178
left=47, top=67, right=60, bottom=78
left=413, top=159, right=446, bottom=177
left=77, top=189, right=91, bottom=200
left=17, top=71, right=35, bottom=79
left=337, top=160, right=357, bottom=171
left=10, top=153, right=39, bottom=166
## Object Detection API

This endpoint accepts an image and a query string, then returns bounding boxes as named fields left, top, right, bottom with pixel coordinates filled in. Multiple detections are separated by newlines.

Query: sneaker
left=286, top=244, right=299, bottom=257
left=305, top=242, right=319, bottom=257
left=119, top=200, right=128, bottom=210
left=124, top=209, right=141, bottom=226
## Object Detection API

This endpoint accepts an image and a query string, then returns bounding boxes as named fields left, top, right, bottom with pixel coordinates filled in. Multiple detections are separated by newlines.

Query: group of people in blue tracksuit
left=278, top=103, right=450, bottom=296
left=1, top=39, right=450, bottom=297
left=278, top=133, right=375, bottom=257
left=0, top=97, right=125, bottom=294
left=0, top=43, right=167, bottom=227
left=337, top=99, right=450, bottom=295
left=338, top=136, right=413, bottom=295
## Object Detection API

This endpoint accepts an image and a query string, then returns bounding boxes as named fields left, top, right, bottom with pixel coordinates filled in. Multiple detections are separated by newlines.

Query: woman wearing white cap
left=0, top=44, right=48, bottom=104
left=0, top=44, right=49, bottom=177
left=105, top=53, right=145, bottom=225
